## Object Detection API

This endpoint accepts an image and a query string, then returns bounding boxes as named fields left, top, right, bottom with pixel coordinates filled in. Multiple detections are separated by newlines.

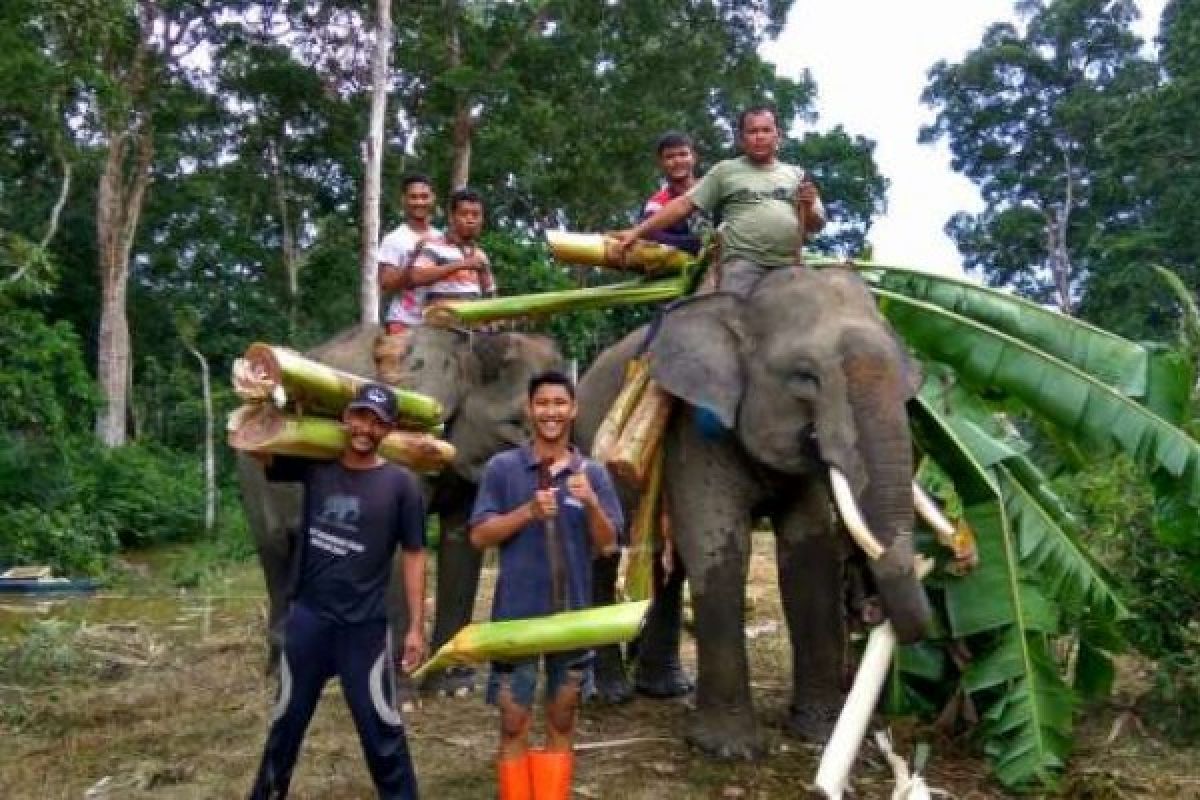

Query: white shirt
left=378, top=222, right=441, bottom=325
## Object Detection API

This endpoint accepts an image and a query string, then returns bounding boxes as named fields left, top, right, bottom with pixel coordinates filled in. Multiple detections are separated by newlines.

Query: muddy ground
left=2, top=534, right=1198, bottom=799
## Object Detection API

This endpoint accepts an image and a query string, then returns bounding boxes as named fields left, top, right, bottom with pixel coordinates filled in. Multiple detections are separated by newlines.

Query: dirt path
left=2, top=537, right=1197, bottom=799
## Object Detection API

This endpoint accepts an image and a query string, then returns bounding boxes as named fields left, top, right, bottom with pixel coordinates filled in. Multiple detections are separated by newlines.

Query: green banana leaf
left=909, top=382, right=1130, bottom=791
left=881, top=290, right=1200, bottom=510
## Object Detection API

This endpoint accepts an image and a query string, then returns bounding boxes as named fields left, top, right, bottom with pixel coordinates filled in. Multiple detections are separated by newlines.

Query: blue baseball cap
left=346, top=382, right=398, bottom=425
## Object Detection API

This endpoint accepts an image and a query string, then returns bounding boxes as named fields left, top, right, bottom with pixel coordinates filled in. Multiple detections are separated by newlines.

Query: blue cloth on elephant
left=265, top=456, right=425, bottom=625
left=469, top=444, right=626, bottom=622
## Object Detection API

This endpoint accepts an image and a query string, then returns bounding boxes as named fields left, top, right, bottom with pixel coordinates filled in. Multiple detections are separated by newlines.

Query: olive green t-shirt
left=687, top=156, right=822, bottom=268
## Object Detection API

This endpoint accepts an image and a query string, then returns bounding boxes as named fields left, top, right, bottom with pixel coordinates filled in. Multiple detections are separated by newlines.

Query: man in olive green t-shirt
left=615, top=105, right=826, bottom=296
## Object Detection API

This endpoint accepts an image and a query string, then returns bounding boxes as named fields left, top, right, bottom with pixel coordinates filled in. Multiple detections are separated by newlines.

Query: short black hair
left=528, top=370, right=575, bottom=400
left=737, top=104, right=778, bottom=134
left=656, top=130, right=694, bottom=155
left=401, top=172, right=433, bottom=192
left=449, top=187, right=484, bottom=213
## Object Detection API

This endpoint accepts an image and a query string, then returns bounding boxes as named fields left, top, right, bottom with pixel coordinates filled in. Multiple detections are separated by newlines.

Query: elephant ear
left=647, top=293, right=745, bottom=429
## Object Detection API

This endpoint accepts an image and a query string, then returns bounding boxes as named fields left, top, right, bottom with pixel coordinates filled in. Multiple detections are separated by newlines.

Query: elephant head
left=647, top=266, right=931, bottom=642
left=401, top=325, right=563, bottom=484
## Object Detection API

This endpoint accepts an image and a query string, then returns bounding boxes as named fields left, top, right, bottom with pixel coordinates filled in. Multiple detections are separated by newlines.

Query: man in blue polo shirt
left=469, top=371, right=624, bottom=800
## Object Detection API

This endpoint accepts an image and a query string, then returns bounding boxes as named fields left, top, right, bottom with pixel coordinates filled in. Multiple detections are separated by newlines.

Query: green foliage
left=92, top=442, right=206, bottom=547
left=920, top=0, right=1154, bottom=311
left=0, top=504, right=118, bottom=576
left=0, top=309, right=96, bottom=437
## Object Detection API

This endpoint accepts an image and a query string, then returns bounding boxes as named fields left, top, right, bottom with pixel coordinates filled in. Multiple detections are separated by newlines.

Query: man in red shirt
left=639, top=131, right=705, bottom=256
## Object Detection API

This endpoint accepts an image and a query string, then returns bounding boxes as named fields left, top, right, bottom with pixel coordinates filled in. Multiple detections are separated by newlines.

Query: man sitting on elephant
left=406, top=187, right=497, bottom=323
left=377, top=172, right=441, bottom=385
left=615, top=104, right=825, bottom=296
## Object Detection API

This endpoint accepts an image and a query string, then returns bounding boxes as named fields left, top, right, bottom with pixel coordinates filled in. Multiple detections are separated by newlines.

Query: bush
left=91, top=442, right=206, bottom=547
left=0, top=503, right=118, bottom=576
left=0, top=309, right=96, bottom=438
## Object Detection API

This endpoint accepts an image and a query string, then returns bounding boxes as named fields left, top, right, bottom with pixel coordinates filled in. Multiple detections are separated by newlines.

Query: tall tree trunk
left=95, top=124, right=154, bottom=447
left=446, top=0, right=471, bottom=189
left=360, top=0, right=391, bottom=327
left=1046, top=148, right=1075, bottom=316
left=450, top=98, right=472, bottom=190
left=269, top=138, right=301, bottom=338
left=185, top=340, right=216, bottom=532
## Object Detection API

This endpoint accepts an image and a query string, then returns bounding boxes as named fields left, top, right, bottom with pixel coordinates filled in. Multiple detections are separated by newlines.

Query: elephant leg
left=592, top=552, right=633, bottom=704
left=633, top=544, right=693, bottom=698
left=254, top=527, right=294, bottom=674
left=421, top=507, right=483, bottom=696
left=772, top=482, right=846, bottom=743
left=238, top=455, right=300, bottom=675
left=665, top=414, right=763, bottom=759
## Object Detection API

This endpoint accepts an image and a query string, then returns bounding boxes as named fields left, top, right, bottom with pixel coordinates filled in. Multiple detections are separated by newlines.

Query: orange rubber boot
left=529, top=748, right=573, bottom=800
left=497, top=753, right=532, bottom=800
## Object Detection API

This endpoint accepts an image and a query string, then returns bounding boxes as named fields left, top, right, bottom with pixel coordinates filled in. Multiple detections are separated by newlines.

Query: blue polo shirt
left=470, top=444, right=625, bottom=621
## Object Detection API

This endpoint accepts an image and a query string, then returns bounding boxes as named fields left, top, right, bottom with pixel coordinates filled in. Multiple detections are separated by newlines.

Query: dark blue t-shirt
left=266, top=456, right=426, bottom=625
left=469, top=445, right=625, bottom=621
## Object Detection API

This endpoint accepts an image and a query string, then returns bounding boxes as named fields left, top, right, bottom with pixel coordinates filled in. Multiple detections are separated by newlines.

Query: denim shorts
left=485, top=650, right=595, bottom=710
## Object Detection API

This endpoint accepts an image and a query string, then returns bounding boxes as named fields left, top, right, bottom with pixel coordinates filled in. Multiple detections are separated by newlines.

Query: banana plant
left=852, top=262, right=1197, bottom=791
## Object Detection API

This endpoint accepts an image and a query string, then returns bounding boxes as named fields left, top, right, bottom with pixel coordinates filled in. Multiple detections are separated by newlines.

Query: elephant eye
left=789, top=369, right=820, bottom=395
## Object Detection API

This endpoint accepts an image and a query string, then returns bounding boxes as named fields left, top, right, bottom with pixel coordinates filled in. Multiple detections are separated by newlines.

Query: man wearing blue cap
left=248, top=383, right=427, bottom=799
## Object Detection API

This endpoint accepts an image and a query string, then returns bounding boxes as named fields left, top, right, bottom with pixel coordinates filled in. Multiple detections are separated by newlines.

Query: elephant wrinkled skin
left=237, top=324, right=562, bottom=692
left=576, top=267, right=931, bottom=759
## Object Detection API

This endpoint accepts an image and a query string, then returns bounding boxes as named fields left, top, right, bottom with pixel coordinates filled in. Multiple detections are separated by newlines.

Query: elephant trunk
left=840, top=344, right=932, bottom=644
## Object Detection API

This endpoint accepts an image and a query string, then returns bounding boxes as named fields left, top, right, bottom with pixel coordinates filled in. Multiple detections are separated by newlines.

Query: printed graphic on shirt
left=316, top=493, right=362, bottom=530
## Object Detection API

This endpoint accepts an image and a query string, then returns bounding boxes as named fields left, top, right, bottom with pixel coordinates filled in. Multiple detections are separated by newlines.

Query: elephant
left=237, top=323, right=563, bottom=695
left=574, top=265, right=932, bottom=759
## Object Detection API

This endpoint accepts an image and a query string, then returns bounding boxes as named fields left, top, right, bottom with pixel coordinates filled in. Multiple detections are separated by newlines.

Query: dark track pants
left=248, top=603, right=418, bottom=799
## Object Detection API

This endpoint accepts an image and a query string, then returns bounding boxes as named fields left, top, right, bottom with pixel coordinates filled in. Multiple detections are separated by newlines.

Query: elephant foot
left=593, top=645, right=633, bottom=705
left=420, top=665, right=477, bottom=699
left=685, top=707, right=764, bottom=760
left=634, top=659, right=694, bottom=699
left=784, top=697, right=842, bottom=743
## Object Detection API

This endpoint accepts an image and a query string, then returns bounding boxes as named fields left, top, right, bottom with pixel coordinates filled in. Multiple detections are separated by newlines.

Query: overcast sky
left=761, top=0, right=1168, bottom=276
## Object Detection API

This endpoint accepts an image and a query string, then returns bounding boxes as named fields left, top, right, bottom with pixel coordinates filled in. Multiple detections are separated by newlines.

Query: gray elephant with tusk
left=238, top=323, right=563, bottom=695
left=575, top=266, right=932, bottom=759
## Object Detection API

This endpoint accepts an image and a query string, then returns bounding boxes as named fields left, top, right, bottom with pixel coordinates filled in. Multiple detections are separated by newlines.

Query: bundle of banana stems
left=622, top=447, right=664, bottom=603
left=227, top=404, right=456, bottom=474
left=411, top=599, right=651, bottom=683
left=545, top=231, right=693, bottom=276
left=232, top=343, right=443, bottom=430
left=606, top=378, right=673, bottom=489
left=592, top=358, right=652, bottom=462
left=423, top=275, right=687, bottom=329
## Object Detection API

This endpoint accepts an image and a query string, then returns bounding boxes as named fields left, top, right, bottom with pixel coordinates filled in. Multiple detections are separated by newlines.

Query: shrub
left=0, top=503, right=118, bottom=576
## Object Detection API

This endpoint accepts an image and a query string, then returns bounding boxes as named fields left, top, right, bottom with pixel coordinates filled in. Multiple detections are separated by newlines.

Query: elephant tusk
left=828, top=467, right=886, bottom=560
left=913, top=483, right=956, bottom=548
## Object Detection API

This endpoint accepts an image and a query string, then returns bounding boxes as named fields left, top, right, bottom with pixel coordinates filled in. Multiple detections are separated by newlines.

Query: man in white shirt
left=376, top=174, right=441, bottom=385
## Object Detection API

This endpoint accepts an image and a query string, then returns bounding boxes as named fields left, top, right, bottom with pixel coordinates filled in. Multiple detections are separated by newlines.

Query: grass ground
left=2, top=535, right=1198, bottom=799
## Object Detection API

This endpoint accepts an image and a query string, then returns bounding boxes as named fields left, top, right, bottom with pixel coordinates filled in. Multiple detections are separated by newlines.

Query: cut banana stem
left=829, top=467, right=886, bottom=560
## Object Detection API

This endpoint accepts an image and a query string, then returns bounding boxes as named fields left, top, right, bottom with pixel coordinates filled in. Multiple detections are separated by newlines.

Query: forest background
left=3, top=0, right=1200, bottom=752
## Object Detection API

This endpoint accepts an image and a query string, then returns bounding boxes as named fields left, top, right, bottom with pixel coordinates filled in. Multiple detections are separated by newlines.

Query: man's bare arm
left=614, top=193, right=698, bottom=253
left=379, top=263, right=409, bottom=292
left=410, top=251, right=486, bottom=287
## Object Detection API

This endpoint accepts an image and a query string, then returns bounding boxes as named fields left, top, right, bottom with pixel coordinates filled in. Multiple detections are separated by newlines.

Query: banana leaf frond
left=882, top=290, right=1200, bottom=513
